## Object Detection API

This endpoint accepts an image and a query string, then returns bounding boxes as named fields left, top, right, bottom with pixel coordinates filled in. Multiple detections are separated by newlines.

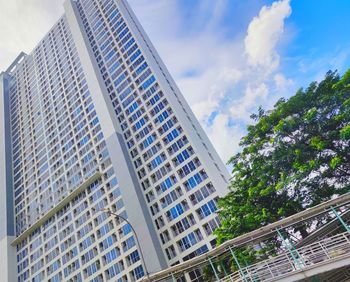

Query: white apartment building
left=0, top=0, right=230, bottom=281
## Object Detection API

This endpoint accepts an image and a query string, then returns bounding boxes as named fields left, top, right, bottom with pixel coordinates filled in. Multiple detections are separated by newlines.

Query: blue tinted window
left=140, top=75, right=155, bottom=91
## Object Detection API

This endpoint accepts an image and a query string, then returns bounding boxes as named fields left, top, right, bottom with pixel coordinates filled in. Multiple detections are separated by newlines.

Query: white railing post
left=318, top=241, right=331, bottom=260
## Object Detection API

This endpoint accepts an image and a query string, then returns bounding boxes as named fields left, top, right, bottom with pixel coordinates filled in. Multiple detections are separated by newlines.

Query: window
left=139, top=75, right=155, bottom=91
left=167, top=203, right=185, bottom=221
left=84, top=260, right=100, bottom=277
left=133, top=265, right=144, bottom=280
left=104, top=248, right=118, bottom=264
left=196, top=200, right=218, bottom=220
left=128, top=250, right=140, bottom=264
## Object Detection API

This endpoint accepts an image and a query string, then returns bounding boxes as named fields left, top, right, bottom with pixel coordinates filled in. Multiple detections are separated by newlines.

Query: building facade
left=0, top=0, right=230, bottom=281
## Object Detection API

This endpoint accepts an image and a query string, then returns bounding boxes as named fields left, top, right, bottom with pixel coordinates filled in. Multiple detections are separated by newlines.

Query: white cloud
left=181, top=66, right=243, bottom=121
left=274, top=73, right=293, bottom=91
left=244, top=0, right=291, bottom=72
left=203, top=114, right=245, bottom=162
left=230, top=83, right=269, bottom=122
left=222, top=0, right=293, bottom=124
left=0, top=0, right=65, bottom=70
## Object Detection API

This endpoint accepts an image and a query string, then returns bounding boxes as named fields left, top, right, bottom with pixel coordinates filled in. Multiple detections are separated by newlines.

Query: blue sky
left=1, top=0, right=350, bottom=163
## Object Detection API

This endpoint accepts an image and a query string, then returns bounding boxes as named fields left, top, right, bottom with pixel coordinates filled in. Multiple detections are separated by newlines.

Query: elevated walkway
left=221, top=232, right=350, bottom=282
left=144, top=193, right=350, bottom=282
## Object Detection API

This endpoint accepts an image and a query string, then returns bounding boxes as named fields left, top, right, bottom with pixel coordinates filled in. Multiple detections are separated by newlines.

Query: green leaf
left=330, top=156, right=341, bottom=169
left=340, top=125, right=350, bottom=140
left=310, top=136, right=326, bottom=150
left=304, top=107, right=317, bottom=121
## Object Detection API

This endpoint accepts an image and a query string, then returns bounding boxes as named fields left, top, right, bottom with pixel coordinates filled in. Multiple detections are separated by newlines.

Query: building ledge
left=5, top=52, right=27, bottom=74
left=11, top=171, right=101, bottom=246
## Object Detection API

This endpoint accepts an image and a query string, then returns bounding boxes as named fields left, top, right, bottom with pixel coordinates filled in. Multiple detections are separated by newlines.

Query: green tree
left=215, top=70, right=350, bottom=244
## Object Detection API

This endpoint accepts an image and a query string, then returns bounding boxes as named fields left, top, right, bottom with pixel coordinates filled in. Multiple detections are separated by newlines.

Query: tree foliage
left=215, top=70, right=350, bottom=244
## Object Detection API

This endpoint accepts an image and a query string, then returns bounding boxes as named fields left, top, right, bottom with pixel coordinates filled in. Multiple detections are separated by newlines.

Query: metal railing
left=144, top=193, right=350, bottom=282
left=221, top=231, right=350, bottom=282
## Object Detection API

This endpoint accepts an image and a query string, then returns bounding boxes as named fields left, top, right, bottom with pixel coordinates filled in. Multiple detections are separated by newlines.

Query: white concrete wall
left=0, top=236, right=17, bottom=282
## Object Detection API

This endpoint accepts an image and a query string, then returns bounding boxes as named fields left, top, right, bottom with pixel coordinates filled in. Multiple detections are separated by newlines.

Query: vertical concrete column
left=0, top=72, right=16, bottom=282
left=64, top=0, right=167, bottom=273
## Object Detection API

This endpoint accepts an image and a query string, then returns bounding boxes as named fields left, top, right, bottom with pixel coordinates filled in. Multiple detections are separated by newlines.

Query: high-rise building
left=0, top=0, right=230, bottom=281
